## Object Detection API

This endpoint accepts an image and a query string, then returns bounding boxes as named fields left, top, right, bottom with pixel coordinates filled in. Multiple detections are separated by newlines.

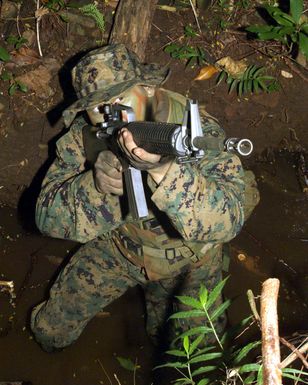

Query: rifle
left=93, top=100, right=253, bottom=220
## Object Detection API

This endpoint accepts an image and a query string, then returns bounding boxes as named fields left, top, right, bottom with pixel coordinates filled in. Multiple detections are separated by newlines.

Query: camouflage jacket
left=36, top=89, right=246, bottom=280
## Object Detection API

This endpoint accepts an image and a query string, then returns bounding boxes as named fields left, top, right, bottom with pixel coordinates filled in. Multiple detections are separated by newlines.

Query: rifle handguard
left=126, top=121, right=185, bottom=156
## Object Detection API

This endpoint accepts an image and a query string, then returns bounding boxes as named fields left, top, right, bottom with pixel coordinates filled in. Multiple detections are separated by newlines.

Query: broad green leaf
left=169, top=309, right=205, bottom=319
left=301, top=23, right=308, bottom=34
left=277, top=26, right=295, bottom=37
left=183, top=335, right=190, bottom=355
left=176, top=295, right=203, bottom=310
left=299, top=32, right=308, bottom=57
left=211, top=298, right=231, bottom=321
left=165, top=44, right=178, bottom=53
left=184, top=25, right=197, bottom=37
left=197, top=379, right=210, bottom=385
left=189, top=334, right=205, bottom=355
left=239, top=363, right=261, bottom=373
left=282, top=373, right=308, bottom=384
left=257, top=364, right=263, bottom=385
left=290, top=31, right=298, bottom=42
left=17, top=82, right=28, bottom=93
left=283, top=368, right=308, bottom=376
left=60, top=14, right=69, bottom=22
left=246, top=25, right=273, bottom=34
left=0, top=71, right=12, bottom=81
left=199, top=285, right=208, bottom=307
left=233, top=341, right=261, bottom=364
left=258, top=30, right=284, bottom=41
left=175, top=326, right=213, bottom=341
left=290, top=0, right=303, bottom=24
left=186, top=57, right=196, bottom=67
left=6, top=35, right=18, bottom=45
left=7, top=36, right=28, bottom=49
left=175, top=379, right=194, bottom=385
left=166, top=349, right=187, bottom=357
left=189, top=352, right=223, bottom=364
left=8, top=83, right=17, bottom=96
left=254, top=26, right=288, bottom=41
left=205, top=276, right=229, bottom=310
left=192, top=365, right=217, bottom=376
left=116, top=356, right=139, bottom=372
left=155, top=362, right=189, bottom=369
left=191, top=346, right=215, bottom=357
left=264, top=5, right=295, bottom=26
left=244, top=373, right=257, bottom=384
left=0, top=47, right=10, bottom=62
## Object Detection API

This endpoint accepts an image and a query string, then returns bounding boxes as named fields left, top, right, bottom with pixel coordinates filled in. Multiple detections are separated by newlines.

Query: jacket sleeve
left=35, top=118, right=124, bottom=243
left=149, top=116, right=246, bottom=244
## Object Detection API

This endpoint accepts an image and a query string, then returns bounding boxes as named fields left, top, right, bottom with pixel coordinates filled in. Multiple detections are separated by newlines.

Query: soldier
left=30, top=43, right=255, bottom=352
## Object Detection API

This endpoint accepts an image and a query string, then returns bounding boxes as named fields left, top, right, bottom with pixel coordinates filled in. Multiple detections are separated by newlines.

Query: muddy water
left=227, top=152, right=308, bottom=335
left=0, top=152, right=307, bottom=385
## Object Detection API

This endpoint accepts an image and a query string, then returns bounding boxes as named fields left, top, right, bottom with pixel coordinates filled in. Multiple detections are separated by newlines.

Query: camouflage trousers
left=30, top=237, right=225, bottom=351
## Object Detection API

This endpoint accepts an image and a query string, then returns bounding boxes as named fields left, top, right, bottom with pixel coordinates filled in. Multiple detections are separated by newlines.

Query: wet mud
left=0, top=150, right=307, bottom=385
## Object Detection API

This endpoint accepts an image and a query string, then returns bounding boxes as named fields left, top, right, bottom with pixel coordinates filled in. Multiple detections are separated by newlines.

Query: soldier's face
left=87, top=85, right=153, bottom=125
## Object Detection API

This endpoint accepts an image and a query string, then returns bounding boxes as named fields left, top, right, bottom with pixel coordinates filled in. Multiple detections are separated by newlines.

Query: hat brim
left=63, top=68, right=169, bottom=127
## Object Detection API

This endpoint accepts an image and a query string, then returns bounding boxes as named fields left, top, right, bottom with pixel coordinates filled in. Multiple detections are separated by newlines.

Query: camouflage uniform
left=31, top=44, right=247, bottom=351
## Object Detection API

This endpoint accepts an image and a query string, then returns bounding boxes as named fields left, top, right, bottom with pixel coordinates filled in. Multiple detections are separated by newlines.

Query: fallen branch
left=280, top=338, right=308, bottom=369
left=247, top=289, right=261, bottom=327
left=261, top=278, right=282, bottom=385
left=188, top=0, right=202, bottom=35
left=283, top=57, right=308, bottom=82
left=35, top=0, right=43, bottom=57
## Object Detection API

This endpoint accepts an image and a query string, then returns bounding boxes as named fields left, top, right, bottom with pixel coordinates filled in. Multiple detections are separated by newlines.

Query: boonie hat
left=62, top=43, right=169, bottom=127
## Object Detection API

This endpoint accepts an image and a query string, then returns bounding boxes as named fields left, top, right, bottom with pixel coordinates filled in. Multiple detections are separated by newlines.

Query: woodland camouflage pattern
left=63, top=43, right=169, bottom=127
left=30, top=45, right=250, bottom=350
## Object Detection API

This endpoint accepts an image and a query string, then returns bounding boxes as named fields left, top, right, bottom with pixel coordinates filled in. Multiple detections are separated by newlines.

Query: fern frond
left=79, top=3, right=105, bottom=32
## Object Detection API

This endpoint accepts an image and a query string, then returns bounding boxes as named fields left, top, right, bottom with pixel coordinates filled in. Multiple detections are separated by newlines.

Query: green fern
left=164, top=44, right=208, bottom=66
left=217, top=65, right=280, bottom=96
left=79, top=3, right=105, bottom=32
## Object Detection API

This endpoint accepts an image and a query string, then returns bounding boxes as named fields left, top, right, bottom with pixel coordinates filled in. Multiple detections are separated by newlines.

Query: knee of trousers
left=30, top=301, right=83, bottom=349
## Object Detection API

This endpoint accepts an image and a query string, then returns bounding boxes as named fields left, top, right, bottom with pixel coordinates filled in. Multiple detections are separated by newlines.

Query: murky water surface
left=0, top=152, right=307, bottom=384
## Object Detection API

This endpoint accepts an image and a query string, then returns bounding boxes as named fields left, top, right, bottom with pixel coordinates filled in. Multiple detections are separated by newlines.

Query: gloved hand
left=94, top=150, right=123, bottom=195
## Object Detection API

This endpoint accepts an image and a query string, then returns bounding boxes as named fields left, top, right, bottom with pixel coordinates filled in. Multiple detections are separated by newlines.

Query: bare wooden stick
left=261, top=278, right=282, bottom=385
left=188, top=0, right=202, bottom=34
left=280, top=339, right=308, bottom=369
left=35, top=0, right=43, bottom=57
left=247, top=289, right=261, bottom=327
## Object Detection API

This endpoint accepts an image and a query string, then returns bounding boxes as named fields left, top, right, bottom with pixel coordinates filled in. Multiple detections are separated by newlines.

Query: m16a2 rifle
left=94, top=100, right=253, bottom=220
